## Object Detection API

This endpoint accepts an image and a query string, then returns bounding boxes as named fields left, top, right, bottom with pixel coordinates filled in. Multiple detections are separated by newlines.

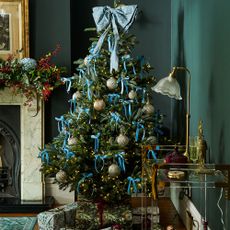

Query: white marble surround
left=0, top=88, right=44, bottom=201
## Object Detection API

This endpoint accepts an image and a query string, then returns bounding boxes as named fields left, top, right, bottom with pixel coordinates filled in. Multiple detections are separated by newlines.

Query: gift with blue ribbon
left=127, top=176, right=141, bottom=194
left=91, top=133, right=101, bottom=152
left=77, top=173, right=93, bottom=194
left=92, top=5, right=138, bottom=73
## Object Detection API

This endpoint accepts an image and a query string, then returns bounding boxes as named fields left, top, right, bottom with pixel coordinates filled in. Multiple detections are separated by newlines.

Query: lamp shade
left=152, top=74, right=182, bottom=100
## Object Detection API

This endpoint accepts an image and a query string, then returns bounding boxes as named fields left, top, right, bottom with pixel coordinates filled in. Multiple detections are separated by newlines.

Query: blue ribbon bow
left=61, top=77, right=73, bottom=93
left=77, top=107, right=90, bottom=120
left=127, top=177, right=141, bottom=194
left=38, top=149, right=50, bottom=164
left=133, top=122, right=146, bottom=142
left=94, top=155, right=108, bottom=173
left=108, top=93, right=120, bottom=104
left=77, top=173, right=93, bottom=194
left=117, top=76, right=129, bottom=94
left=68, top=99, right=77, bottom=115
left=115, top=152, right=126, bottom=172
left=91, top=133, right=101, bottom=152
left=63, top=147, right=75, bottom=159
left=110, top=112, right=121, bottom=125
left=55, top=116, right=65, bottom=133
left=147, top=150, right=157, bottom=161
left=121, top=100, right=133, bottom=118
left=92, top=5, right=138, bottom=73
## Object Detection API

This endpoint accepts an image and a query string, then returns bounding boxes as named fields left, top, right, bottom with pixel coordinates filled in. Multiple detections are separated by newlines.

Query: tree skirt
left=0, top=217, right=37, bottom=230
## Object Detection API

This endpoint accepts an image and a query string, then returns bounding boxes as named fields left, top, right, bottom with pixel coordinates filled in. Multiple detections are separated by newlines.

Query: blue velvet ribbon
left=110, top=112, right=121, bottom=125
left=115, top=152, right=126, bottom=172
left=85, top=79, right=93, bottom=101
left=94, top=155, right=108, bottom=173
left=38, top=149, right=50, bottom=164
left=55, top=116, right=65, bottom=133
left=91, top=133, right=101, bottom=152
left=77, top=173, right=93, bottom=194
left=61, top=77, right=72, bottom=93
left=63, top=147, right=75, bottom=159
left=118, top=76, right=129, bottom=95
left=77, top=107, right=90, bottom=120
left=147, top=150, right=157, bottom=161
left=133, top=122, right=146, bottom=142
left=108, top=93, right=120, bottom=104
left=68, top=99, right=77, bottom=115
left=127, top=177, right=141, bottom=195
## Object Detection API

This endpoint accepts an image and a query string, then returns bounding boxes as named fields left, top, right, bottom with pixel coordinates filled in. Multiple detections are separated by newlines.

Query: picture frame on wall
left=0, top=0, right=29, bottom=60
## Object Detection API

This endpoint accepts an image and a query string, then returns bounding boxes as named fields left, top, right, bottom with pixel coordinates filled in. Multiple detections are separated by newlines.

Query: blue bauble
left=20, top=58, right=37, bottom=71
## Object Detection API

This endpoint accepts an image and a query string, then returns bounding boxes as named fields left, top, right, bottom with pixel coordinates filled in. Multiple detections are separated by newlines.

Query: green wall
left=172, top=1, right=230, bottom=229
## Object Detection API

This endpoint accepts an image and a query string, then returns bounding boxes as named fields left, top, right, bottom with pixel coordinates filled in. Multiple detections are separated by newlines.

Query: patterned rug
left=0, top=217, right=37, bottom=230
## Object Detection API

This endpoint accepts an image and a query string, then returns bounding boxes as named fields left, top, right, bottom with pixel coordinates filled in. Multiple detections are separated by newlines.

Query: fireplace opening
left=0, top=105, right=20, bottom=198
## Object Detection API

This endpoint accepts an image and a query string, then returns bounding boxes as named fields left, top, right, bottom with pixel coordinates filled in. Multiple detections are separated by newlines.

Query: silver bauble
left=56, top=170, right=67, bottom=183
left=117, top=134, right=129, bottom=147
left=106, top=77, right=118, bottom=90
left=68, top=137, right=77, bottom=145
left=72, top=91, right=82, bottom=100
left=128, top=90, right=137, bottom=99
left=143, top=101, right=155, bottom=114
left=93, top=99, right=105, bottom=111
left=146, top=136, right=157, bottom=145
left=108, top=163, right=121, bottom=177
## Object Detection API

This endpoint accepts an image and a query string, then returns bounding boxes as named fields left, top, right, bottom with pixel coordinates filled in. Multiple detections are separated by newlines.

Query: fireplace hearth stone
left=0, top=196, right=54, bottom=213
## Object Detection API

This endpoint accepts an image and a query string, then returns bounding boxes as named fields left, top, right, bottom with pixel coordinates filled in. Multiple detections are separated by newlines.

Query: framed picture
left=0, top=0, right=29, bottom=60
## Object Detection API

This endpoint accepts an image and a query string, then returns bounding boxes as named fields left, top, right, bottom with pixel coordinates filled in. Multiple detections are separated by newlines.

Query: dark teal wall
left=172, top=1, right=230, bottom=229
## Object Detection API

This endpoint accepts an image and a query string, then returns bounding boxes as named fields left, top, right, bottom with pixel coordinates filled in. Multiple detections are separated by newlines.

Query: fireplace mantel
left=0, top=88, right=44, bottom=201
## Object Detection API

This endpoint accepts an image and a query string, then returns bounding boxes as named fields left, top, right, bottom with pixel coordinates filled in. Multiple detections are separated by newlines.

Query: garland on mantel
left=0, top=45, right=65, bottom=105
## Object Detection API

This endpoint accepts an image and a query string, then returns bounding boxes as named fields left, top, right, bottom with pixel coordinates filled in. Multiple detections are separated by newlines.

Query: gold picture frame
left=0, top=0, right=29, bottom=60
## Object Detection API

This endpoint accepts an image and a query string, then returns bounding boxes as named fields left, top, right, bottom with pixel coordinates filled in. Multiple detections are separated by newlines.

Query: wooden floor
left=0, top=198, right=185, bottom=230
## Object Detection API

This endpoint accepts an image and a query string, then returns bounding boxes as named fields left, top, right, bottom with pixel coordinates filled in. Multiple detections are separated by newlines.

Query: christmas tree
left=39, top=2, right=165, bottom=204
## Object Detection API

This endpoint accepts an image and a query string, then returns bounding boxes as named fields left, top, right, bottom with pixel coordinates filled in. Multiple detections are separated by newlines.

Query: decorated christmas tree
left=39, top=2, right=165, bottom=204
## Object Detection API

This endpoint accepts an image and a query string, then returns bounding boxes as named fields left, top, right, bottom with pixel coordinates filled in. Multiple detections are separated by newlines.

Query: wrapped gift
left=37, top=202, right=77, bottom=230
left=75, top=201, right=132, bottom=230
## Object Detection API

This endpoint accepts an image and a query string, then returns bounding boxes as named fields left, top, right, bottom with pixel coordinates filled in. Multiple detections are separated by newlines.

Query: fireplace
left=0, top=88, right=44, bottom=201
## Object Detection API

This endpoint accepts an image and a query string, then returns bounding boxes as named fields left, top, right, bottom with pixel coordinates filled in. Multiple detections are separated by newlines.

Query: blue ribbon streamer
left=133, top=122, right=146, bottom=142
left=115, top=152, right=126, bottom=172
left=118, top=76, right=129, bottom=94
left=127, top=177, right=141, bottom=195
left=121, top=100, right=133, bottom=118
left=68, top=99, right=77, bottom=115
left=77, top=107, right=90, bottom=120
left=63, top=147, right=75, bottom=159
left=55, top=116, right=65, bottom=133
left=110, top=112, right=121, bottom=125
left=108, top=93, right=120, bottom=104
left=77, top=69, right=85, bottom=83
left=147, top=150, right=157, bottom=161
left=91, top=133, right=101, bottom=152
left=38, top=149, right=50, bottom=164
left=62, top=131, right=71, bottom=149
left=77, top=173, right=93, bottom=194
left=94, top=155, right=108, bottom=173
left=61, top=77, right=72, bottom=93
left=85, top=79, right=93, bottom=101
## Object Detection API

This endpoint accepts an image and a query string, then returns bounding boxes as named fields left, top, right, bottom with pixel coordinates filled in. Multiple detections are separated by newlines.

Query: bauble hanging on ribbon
left=143, top=101, right=155, bottom=115
left=68, top=137, right=78, bottom=146
left=56, top=170, right=67, bottom=183
left=94, top=99, right=105, bottom=111
left=72, top=91, right=82, bottom=100
left=117, top=133, right=129, bottom=147
left=146, top=136, right=157, bottom=145
left=106, top=77, right=118, bottom=90
left=108, top=163, right=121, bottom=177
left=128, top=90, right=137, bottom=100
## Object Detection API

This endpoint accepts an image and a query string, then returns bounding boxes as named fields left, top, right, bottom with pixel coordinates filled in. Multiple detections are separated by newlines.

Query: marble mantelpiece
left=0, top=88, right=44, bottom=201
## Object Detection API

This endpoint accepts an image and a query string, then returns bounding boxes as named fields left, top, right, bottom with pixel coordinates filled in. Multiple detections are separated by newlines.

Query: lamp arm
left=174, top=67, right=191, bottom=159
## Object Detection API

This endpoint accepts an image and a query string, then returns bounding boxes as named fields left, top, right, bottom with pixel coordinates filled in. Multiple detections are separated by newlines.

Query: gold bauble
left=106, top=77, right=118, bottom=90
left=68, top=137, right=77, bottom=146
left=143, top=101, right=155, bottom=114
left=55, top=170, right=67, bottom=183
left=108, top=163, right=121, bottom=177
left=116, top=133, right=129, bottom=147
left=128, top=90, right=137, bottom=99
left=93, top=99, right=105, bottom=111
